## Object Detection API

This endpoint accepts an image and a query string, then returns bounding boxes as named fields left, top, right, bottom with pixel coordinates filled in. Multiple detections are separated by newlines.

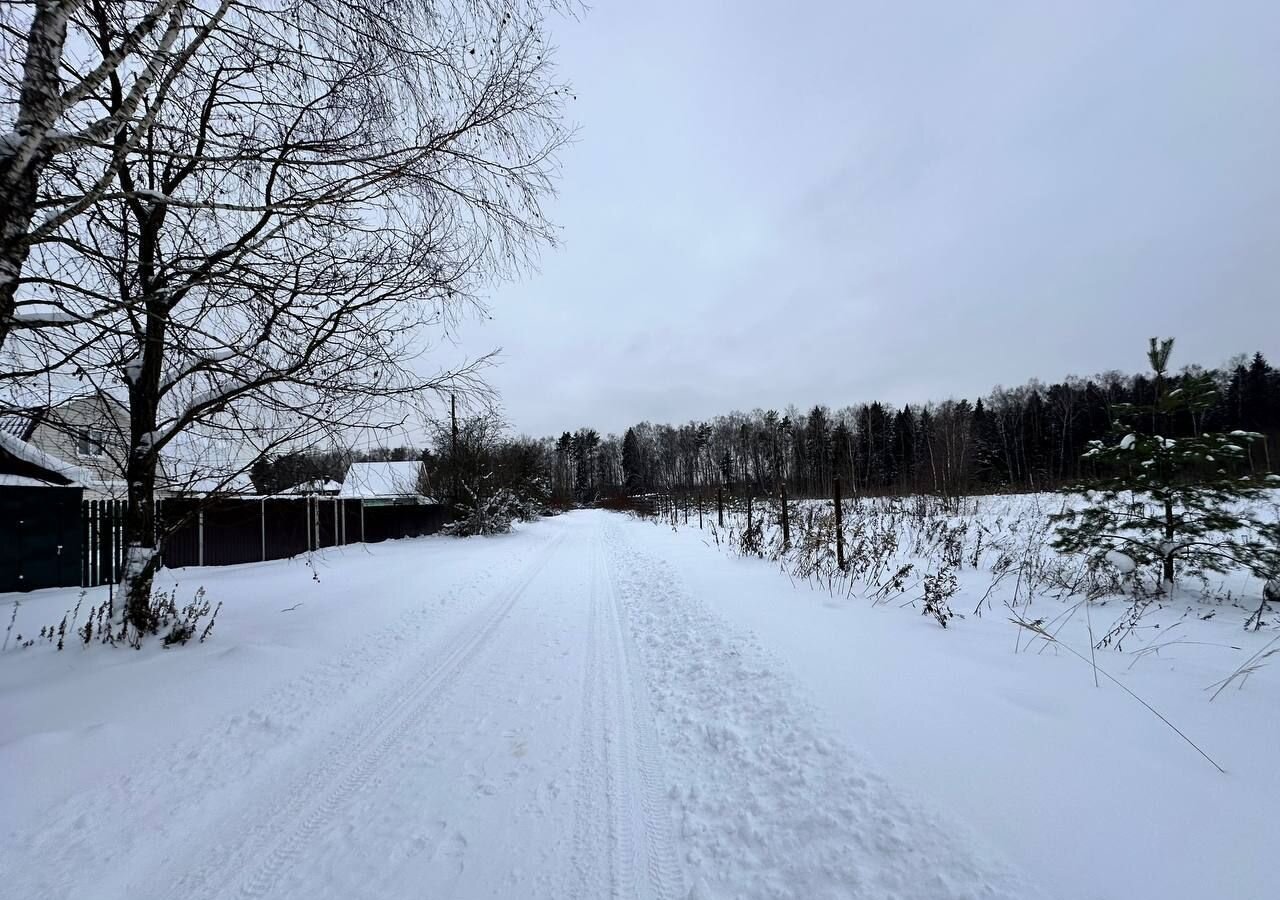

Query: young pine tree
left=1053, top=338, right=1280, bottom=589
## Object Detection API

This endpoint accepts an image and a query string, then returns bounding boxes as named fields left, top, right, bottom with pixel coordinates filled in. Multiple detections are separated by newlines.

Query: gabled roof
left=0, top=392, right=126, bottom=441
left=339, top=461, right=426, bottom=499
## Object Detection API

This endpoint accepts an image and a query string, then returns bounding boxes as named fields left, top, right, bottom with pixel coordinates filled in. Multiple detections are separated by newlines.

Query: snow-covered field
left=2, top=506, right=1277, bottom=899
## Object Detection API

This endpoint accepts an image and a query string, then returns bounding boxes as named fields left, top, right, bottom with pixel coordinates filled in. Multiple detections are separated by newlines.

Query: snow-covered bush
left=426, top=406, right=554, bottom=530
left=510, top=475, right=553, bottom=521
left=443, top=480, right=520, bottom=536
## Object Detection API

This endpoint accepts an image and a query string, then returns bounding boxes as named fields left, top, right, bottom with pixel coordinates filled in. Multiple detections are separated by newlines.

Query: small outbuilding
left=339, top=460, right=431, bottom=506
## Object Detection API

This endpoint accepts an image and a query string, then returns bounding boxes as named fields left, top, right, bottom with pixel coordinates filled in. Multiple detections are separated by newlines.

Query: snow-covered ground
left=2, top=507, right=1277, bottom=899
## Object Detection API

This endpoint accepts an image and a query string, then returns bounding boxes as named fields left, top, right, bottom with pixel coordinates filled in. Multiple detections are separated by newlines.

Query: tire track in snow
left=567, top=528, right=682, bottom=900
left=143, top=532, right=567, bottom=900
left=601, top=515, right=1043, bottom=900
left=601, top=528, right=685, bottom=900
left=569, top=538, right=611, bottom=896
left=3, top=541, right=521, bottom=900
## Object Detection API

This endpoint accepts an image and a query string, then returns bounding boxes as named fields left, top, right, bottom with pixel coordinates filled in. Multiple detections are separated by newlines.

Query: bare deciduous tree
left=18, top=0, right=569, bottom=628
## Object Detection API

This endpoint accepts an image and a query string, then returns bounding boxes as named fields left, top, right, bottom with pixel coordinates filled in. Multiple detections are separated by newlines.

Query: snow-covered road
left=2, top=512, right=1036, bottom=899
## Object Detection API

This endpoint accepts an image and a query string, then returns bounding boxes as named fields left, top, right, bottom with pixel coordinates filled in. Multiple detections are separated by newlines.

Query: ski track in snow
left=3, top=511, right=1042, bottom=899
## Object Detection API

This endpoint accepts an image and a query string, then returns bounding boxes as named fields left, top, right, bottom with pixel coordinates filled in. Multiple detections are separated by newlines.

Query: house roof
left=0, top=473, right=67, bottom=488
left=0, top=430, right=84, bottom=485
left=339, top=461, right=426, bottom=499
left=284, top=478, right=342, bottom=494
left=0, top=396, right=132, bottom=492
left=0, top=406, right=43, bottom=440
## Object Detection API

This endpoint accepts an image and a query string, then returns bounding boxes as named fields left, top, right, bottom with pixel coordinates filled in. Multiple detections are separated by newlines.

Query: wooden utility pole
left=450, top=393, right=459, bottom=507
left=833, top=474, right=845, bottom=569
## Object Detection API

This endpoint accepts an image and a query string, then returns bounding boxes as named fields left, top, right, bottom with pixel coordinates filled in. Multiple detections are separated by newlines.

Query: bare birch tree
left=0, top=0, right=236, bottom=350
left=23, top=0, right=569, bottom=628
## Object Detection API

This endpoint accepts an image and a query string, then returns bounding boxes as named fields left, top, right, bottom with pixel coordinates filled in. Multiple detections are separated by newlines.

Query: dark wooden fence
left=83, top=498, right=126, bottom=588
left=0, top=494, right=449, bottom=592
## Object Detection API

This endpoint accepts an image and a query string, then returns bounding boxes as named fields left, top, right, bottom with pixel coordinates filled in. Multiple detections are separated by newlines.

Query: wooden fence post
left=113, top=500, right=123, bottom=582
left=86, top=500, right=95, bottom=587
left=746, top=493, right=753, bottom=532
left=717, top=486, right=724, bottom=528
left=698, top=495, right=703, bottom=529
left=198, top=507, right=205, bottom=567
left=781, top=481, right=790, bottom=549
left=261, top=498, right=267, bottom=561
left=81, top=499, right=90, bottom=588
left=834, top=474, right=845, bottom=570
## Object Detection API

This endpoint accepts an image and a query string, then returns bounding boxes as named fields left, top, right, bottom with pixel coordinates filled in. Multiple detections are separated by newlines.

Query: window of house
left=77, top=427, right=106, bottom=458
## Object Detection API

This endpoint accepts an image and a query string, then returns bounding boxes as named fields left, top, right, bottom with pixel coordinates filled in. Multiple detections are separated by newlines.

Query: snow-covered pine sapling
left=1053, top=337, right=1277, bottom=592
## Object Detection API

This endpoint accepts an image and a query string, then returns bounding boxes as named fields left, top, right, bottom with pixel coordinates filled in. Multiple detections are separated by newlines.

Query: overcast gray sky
left=447, top=0, right=1280, bottom=438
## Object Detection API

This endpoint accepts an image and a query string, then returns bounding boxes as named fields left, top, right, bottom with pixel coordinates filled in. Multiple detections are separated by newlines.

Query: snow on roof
left=0, top=429, right=87, bottom=484
left=0, top=473, right=66, bottom=488
left=339, top=461, right=426, bottom=499
left=183, top=472, right=257, bottom=495
left=284, top=478, right=342, bottom=495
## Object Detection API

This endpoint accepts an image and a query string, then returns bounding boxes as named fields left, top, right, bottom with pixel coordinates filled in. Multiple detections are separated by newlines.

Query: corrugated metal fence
left=73, top=496, right=447, bottom=589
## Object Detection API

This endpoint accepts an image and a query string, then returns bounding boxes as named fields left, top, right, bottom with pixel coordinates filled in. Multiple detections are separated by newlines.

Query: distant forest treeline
left=255, top=352, right=1280, bottom=503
